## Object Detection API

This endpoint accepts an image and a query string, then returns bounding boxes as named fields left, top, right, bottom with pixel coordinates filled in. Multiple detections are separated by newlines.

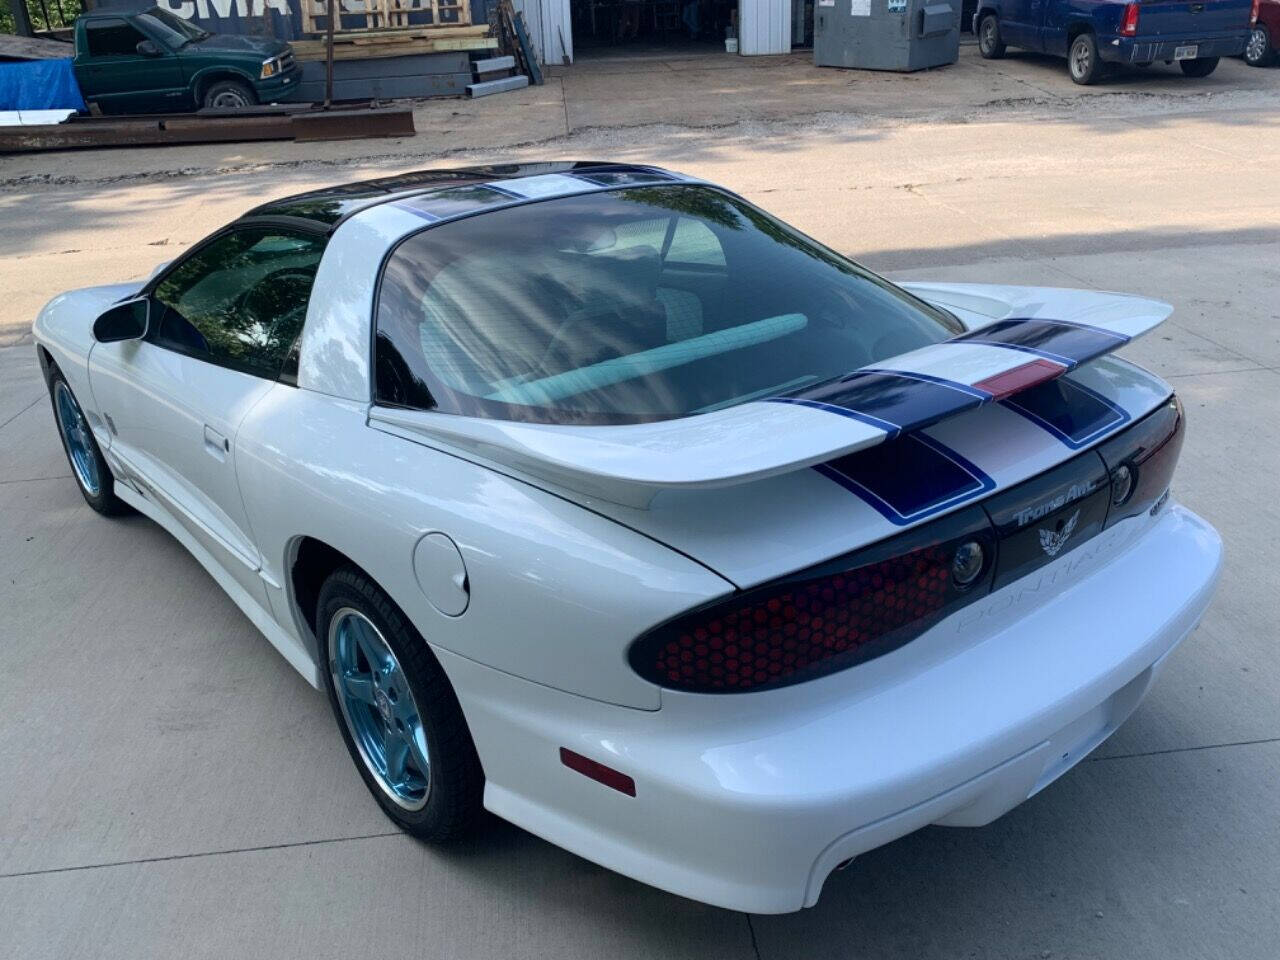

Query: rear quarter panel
left=233, top=384, right=735, bottom=711
left=1043, top=0, right=1122, bottom=56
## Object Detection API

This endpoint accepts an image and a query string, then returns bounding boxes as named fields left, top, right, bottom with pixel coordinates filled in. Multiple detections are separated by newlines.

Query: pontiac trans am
left=32, top=163, right=1222, bottom=913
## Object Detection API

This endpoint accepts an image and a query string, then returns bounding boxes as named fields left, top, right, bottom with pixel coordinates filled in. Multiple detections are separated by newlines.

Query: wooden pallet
left=291, top=35, right=497, bottom=61
left=301, top=0, right=472, bottom=33
left=304, top=24, right=489, bottom=42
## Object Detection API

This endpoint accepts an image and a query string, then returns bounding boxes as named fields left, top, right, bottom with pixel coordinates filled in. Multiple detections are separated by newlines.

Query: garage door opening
left=516, top=0, right=809, bottom=63
left=570, top=0, right=740, bottom=58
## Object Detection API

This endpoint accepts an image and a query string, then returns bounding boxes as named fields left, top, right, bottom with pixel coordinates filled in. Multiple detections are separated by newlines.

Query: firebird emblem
left=1039, top=510, right=1080, bottom=557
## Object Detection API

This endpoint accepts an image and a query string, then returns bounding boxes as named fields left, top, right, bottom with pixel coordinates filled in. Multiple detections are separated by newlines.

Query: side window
left=586, top=215, right=725, bottom=267
left=84, top=19, right=147, bottom=57
left=150, top=228, right=327, bottom=380
left=666, top=218, right=726, bottom=267
left=607, top=216, right=669, bottom=254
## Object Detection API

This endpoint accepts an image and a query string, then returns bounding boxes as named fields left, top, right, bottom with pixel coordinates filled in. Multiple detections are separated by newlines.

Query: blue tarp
left=0, top=58, right=87, bottom=112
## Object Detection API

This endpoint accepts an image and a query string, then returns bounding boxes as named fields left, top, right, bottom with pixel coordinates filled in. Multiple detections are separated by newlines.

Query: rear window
left=374, top=185, right=962, bottom=425
left=84, top=18, right=147, bottom=57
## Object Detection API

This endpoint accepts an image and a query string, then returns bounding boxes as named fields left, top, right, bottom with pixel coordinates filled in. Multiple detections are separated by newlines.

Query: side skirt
left=115, top=483, right=323, bottom=689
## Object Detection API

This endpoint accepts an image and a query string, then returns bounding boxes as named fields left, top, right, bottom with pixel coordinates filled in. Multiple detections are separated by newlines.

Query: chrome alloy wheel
left=980, top=17, right=997, bottom=52
left=1070, top=39, right=1092, bottom=80
left=1246, top=27, right=1268, bottom=63
left=54, top=380, right=101, bottom=497
left=328, top=608, right=431, bottom=811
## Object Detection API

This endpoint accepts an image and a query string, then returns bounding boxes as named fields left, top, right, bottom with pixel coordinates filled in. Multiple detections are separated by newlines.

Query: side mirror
left=93, top=298, right=150, bottom=343
left=136, top=39, right=162, bottom=56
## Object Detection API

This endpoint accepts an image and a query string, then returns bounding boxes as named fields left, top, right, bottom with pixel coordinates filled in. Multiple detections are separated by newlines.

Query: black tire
left=47, top=368, right=130, bottom=517
left=202, top=79, right=256, bottom=110
left=1179, top=56, right=1220, bottom=77
left=1069, top=32, right=1102, bottom=85
left=1244, top=26, right=1274, bottom=67
left=318, top=567, right=484, bottom=841
left=977, top=13, right=1006, bottom=58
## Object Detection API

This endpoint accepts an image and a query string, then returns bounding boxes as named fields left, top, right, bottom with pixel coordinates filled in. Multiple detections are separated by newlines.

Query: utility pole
left=324, top=0, right=336, bottom=108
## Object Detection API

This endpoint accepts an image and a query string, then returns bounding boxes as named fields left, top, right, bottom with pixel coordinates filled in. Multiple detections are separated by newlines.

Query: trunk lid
left=372, top=284, right=1175, bottom=587
left=576, top=357, right=1173, bottom=587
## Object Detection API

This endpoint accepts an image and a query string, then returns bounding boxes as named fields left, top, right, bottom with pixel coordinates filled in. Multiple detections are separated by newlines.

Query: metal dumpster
left=814, top=0, right=961, bottom=71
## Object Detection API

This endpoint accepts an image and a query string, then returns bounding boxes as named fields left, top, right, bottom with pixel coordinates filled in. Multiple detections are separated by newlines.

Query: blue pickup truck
left=974, top=0, right=1253, bottom=84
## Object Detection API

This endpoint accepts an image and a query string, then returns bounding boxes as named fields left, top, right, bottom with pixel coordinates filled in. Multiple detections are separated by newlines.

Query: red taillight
left=1122, top=2, right=1140, bottom=35
left=1252, top=0, right=1260, bottom=24
left=629, top=507, right=995, bottom=693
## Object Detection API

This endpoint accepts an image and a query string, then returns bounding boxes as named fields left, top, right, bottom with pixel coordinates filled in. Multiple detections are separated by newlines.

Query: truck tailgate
left=1137, top=0, right=1251, bottom=36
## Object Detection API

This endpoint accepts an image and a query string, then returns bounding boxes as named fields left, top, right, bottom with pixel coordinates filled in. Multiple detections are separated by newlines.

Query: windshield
left=375, top=185, right=963, bottom=425
left=135, top=6, right=208, bottom=47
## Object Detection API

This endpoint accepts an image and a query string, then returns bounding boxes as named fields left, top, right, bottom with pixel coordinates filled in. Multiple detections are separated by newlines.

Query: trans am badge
left=1039, top=510, right=1080, bottom=557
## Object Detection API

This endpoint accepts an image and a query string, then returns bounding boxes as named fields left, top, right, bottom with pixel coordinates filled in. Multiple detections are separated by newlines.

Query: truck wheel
left=978, top=14, right=1005, bottom=58
left=1244, top=27, right=1273, bottom=67
left=1179, top=56, right=1220, bottom=77
left=202, top=79, right=256, bottom=110
left=1068, top=32, right=1102, bottom=85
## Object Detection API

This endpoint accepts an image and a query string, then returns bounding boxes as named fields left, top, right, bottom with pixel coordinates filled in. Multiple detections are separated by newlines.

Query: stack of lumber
left=466, top=55, right=528, bottom=98
left=291, top=24, right=496, bottom=62
left=301, top=0, right=471, bottom=34
left=494, top=0, right=542, bottom=85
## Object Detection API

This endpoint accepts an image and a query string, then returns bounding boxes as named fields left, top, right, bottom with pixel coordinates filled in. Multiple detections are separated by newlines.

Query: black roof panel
left=241, top=162, right=672, bottom=228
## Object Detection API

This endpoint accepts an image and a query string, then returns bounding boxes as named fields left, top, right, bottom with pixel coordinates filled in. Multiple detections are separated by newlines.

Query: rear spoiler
left=369, top=285, right=1172, bottom=508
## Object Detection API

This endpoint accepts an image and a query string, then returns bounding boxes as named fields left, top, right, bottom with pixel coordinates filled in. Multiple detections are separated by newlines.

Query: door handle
left=203, top=424, right=229, bottom=461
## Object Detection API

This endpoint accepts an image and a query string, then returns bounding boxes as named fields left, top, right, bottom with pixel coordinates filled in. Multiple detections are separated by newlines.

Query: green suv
left=72, top=6, right=301, bottom=114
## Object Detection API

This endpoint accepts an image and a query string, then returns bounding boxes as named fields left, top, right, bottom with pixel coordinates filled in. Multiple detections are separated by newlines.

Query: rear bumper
left=1102, top=32, right=1248, bottom=63
left=441, top=503, right=1222, bottom=913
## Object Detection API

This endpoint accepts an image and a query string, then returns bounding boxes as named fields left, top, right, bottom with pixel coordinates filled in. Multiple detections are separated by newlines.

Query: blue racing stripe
left=769, top=396, right=901, bottom=436
left=861, top=367, right=992, bottom=400
left=817, top=432, right=996, bottom=526
left=392, top=201, right=442, bottom=222
left=480, top=182, right=526, bottom=199
left=398, top=184, right=513, bottom=220
left=1001, top=376, right=1130, bottom=449
left=958, top=318, right=1130, bottom=368
left=773, top=370, right=986, bottom=435
left=769, top=319, right=1135, bottom=452
left=570, top=170, right=676, bottom=187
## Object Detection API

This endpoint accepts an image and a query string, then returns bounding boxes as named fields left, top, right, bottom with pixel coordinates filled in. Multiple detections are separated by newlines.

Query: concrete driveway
left=2, top=47, right=1279, bottom=959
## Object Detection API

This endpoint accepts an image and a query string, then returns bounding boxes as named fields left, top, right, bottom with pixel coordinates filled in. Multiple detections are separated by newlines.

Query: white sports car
left=33, top=163, right=1221, bottom=913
